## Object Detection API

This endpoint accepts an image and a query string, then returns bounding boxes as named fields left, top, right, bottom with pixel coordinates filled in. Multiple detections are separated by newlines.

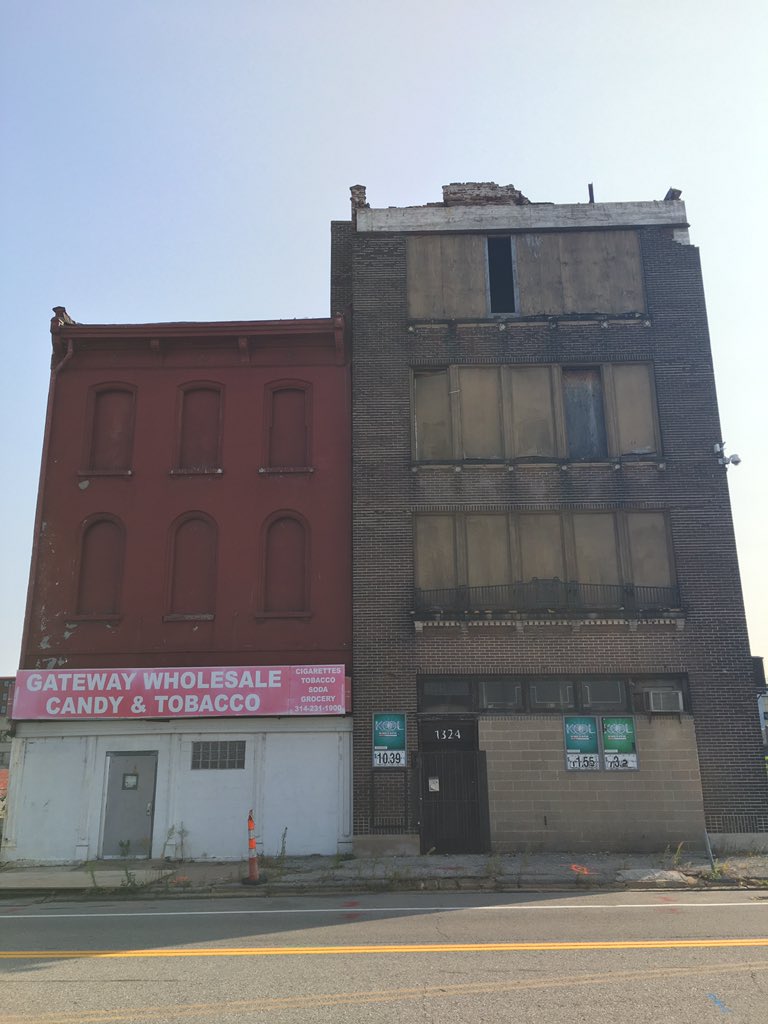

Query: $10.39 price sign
left=373, top=749, right=406, bottom=767
left=372, top=712, right=407, bottom=768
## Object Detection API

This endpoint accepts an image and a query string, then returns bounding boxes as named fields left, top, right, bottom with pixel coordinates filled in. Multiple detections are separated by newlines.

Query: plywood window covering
left=515, top=230, right=645, bottom=316
left=77, top=517, right=125, bottom=616
left=87, top=387, right=135, bottom=472
left=268, top=385, right=310, bottom=468
left=518, top=514, right=565, bottom=582
left=412, top=363, right=658, bottom=462
left=508, top=365, right=557, bottom=457
left=415, top=511, right=674, bottom=593
left=611, top=364, right=658, bottom=455
left=406, top=235, right=486, bottom=319
left=177, top=386, right=222, bottom=472
left=414, top=515, right=457, bottom=591
left=572, top=513, right=621, bottom=586
left=625, top=512, right=673, bottom=588
left=406, top=229, right=643, bottom=319
left=414, top=371, right=452, bottom=460
left=458, top=367, right=504, bottom=458
left=465, top=515, right=511, bottom=587
left=263, top=515, right=309, bottom=614
left=169, top=515, right=217, bottom=617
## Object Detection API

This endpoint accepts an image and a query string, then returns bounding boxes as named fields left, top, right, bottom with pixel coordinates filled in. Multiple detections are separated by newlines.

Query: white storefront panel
left=1, top=717, right=352, bottom=864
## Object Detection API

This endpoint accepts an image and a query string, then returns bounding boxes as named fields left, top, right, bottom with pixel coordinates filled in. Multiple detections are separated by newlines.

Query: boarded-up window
left=458, top=368, right=503, bottom=458
left=508, top=366, right=557, bottom=457
left=268, top=387, right=309, bottom=467
left=516, top=230, right=644, bottom=315
left=414, top=371, right=452, bottom=459
left=88, top=388, right=135, bottom=472
left=169, top=516, right=217, bottom=616
left=413, top=511, right=676, bottom=609
left=406, top=235, right=486, bottom=319
left=518, top=515, right=565, bottom=581
left=413, top=362, right=660, bottom=463
left=178, top=387, right=221, bottom=471
left=77, top=518, right=124, bottom=615
left=263, top=516, right=308, bottom=613
left=415, top=516, right=456, bottom=591
left=613, top=364, right=657, bottom=455
left=626, top=512, right=672, bottom=587
left=573, top=514, right=620, bottom=585
left=465, top=515, right=510, bottom=587
left=562, top=368, right=607, bottom=459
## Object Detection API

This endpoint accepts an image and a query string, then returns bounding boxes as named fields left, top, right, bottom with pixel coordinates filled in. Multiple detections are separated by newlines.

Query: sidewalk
left=2, top=850, right=768, bottom=897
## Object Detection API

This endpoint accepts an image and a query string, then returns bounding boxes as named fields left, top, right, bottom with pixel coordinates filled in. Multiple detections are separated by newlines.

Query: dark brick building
left=333, top=182, right=768, bottom=854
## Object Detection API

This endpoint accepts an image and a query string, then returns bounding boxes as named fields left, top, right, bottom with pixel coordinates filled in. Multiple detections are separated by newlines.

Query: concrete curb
left=1, top=877, right=766, bottom=900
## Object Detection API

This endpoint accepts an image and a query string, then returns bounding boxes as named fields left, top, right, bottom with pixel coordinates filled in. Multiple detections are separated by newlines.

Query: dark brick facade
left=334, top=189, right=768, bottom=844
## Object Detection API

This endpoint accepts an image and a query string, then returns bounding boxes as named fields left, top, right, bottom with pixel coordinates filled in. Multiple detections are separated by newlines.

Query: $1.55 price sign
left=563, top=716, right=600, bottom=771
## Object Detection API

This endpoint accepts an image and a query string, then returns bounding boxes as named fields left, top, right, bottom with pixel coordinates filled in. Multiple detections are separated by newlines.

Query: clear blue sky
left=1, top=0, right=766, bottom=672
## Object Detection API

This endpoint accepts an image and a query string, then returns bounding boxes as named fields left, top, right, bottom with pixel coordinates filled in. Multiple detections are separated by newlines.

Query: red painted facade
left=20, top=311, right=351, bottom=675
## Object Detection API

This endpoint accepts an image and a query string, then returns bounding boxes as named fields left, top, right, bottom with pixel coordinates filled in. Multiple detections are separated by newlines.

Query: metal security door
left=101, top=752, right=158, bottom=858
left=417, top=750, right=490, bottom=854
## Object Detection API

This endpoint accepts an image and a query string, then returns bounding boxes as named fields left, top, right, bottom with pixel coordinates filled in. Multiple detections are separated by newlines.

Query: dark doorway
left=416, top=724, right=490, bottom=854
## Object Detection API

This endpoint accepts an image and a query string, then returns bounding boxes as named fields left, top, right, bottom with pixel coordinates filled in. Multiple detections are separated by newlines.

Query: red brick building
left=4, top=312, right=352, bottom=863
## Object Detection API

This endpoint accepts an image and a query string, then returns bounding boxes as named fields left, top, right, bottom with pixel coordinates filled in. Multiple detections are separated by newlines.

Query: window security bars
left=413, top=579, right=681, bottom=617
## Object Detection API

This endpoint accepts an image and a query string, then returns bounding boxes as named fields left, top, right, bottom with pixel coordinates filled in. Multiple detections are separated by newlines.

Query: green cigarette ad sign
left=372, top=712, right=407, bottom=768
left=563, top=716, right=599, bottom=771
left=601, top=716, right=638, bottom=770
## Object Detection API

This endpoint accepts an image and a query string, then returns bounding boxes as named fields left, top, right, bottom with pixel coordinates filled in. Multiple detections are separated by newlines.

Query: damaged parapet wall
left=349, top=182, right=532, bottom=219
left=441, top=182, right=531, bottom=206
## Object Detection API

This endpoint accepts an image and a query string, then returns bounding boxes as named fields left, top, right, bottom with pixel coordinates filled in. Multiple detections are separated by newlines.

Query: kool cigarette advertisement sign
left=601, top=716, right=639, bottom=770
left=11, top=665, right=346, bottom=721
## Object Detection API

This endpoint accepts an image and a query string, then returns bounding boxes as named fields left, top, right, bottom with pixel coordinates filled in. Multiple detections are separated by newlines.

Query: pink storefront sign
left=12, top=665, right=347, bottom=721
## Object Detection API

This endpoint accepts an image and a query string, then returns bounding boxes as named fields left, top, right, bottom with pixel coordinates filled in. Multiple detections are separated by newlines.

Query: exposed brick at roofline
left=344, top=218, right=768, bottom=836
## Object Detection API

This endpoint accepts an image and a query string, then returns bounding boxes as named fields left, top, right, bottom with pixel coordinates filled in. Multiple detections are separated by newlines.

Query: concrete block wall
left=481, top=715, right=706, bottom=852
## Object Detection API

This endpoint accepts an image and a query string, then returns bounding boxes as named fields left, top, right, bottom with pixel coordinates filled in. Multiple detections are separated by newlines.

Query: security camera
left=729, top=454, right=742, bottom=466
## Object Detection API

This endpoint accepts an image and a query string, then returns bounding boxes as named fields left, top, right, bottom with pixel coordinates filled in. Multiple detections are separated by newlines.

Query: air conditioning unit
left=646, top=689, right=684, bottom=713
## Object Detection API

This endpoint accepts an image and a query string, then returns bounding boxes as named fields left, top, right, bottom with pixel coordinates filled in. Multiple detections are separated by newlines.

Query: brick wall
left=342, top=213, right=768, bottom=839
left=481, top=715, right=705, bottom=852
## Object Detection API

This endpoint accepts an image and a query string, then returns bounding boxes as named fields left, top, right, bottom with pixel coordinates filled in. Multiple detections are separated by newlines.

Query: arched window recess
left=256, top=510, right=311, bottom=618
left=164, top=511, right=218, bottom=621
left=259, top=380, right=313, bottom=474
left=81, top=383, right=136, bottom=476
left=73, top=514, right=126, bottom=620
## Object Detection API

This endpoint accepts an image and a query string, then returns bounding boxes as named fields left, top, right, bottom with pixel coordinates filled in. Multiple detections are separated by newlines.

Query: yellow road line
left=2, top=937, right=768, bottom=958
left=2, top=961, right=768, bottom=1024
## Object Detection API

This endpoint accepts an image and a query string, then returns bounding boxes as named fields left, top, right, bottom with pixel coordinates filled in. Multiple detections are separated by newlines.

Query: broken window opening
left=487, top=237, right=516, bottom=314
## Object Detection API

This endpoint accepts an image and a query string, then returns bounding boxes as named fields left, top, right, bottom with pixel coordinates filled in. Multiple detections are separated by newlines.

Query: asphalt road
left=1, top=890, right=767, bottom=1023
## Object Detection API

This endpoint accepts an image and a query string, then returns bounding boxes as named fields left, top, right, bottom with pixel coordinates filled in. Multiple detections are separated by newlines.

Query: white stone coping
left=357, top=200, right=688, bottom=234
